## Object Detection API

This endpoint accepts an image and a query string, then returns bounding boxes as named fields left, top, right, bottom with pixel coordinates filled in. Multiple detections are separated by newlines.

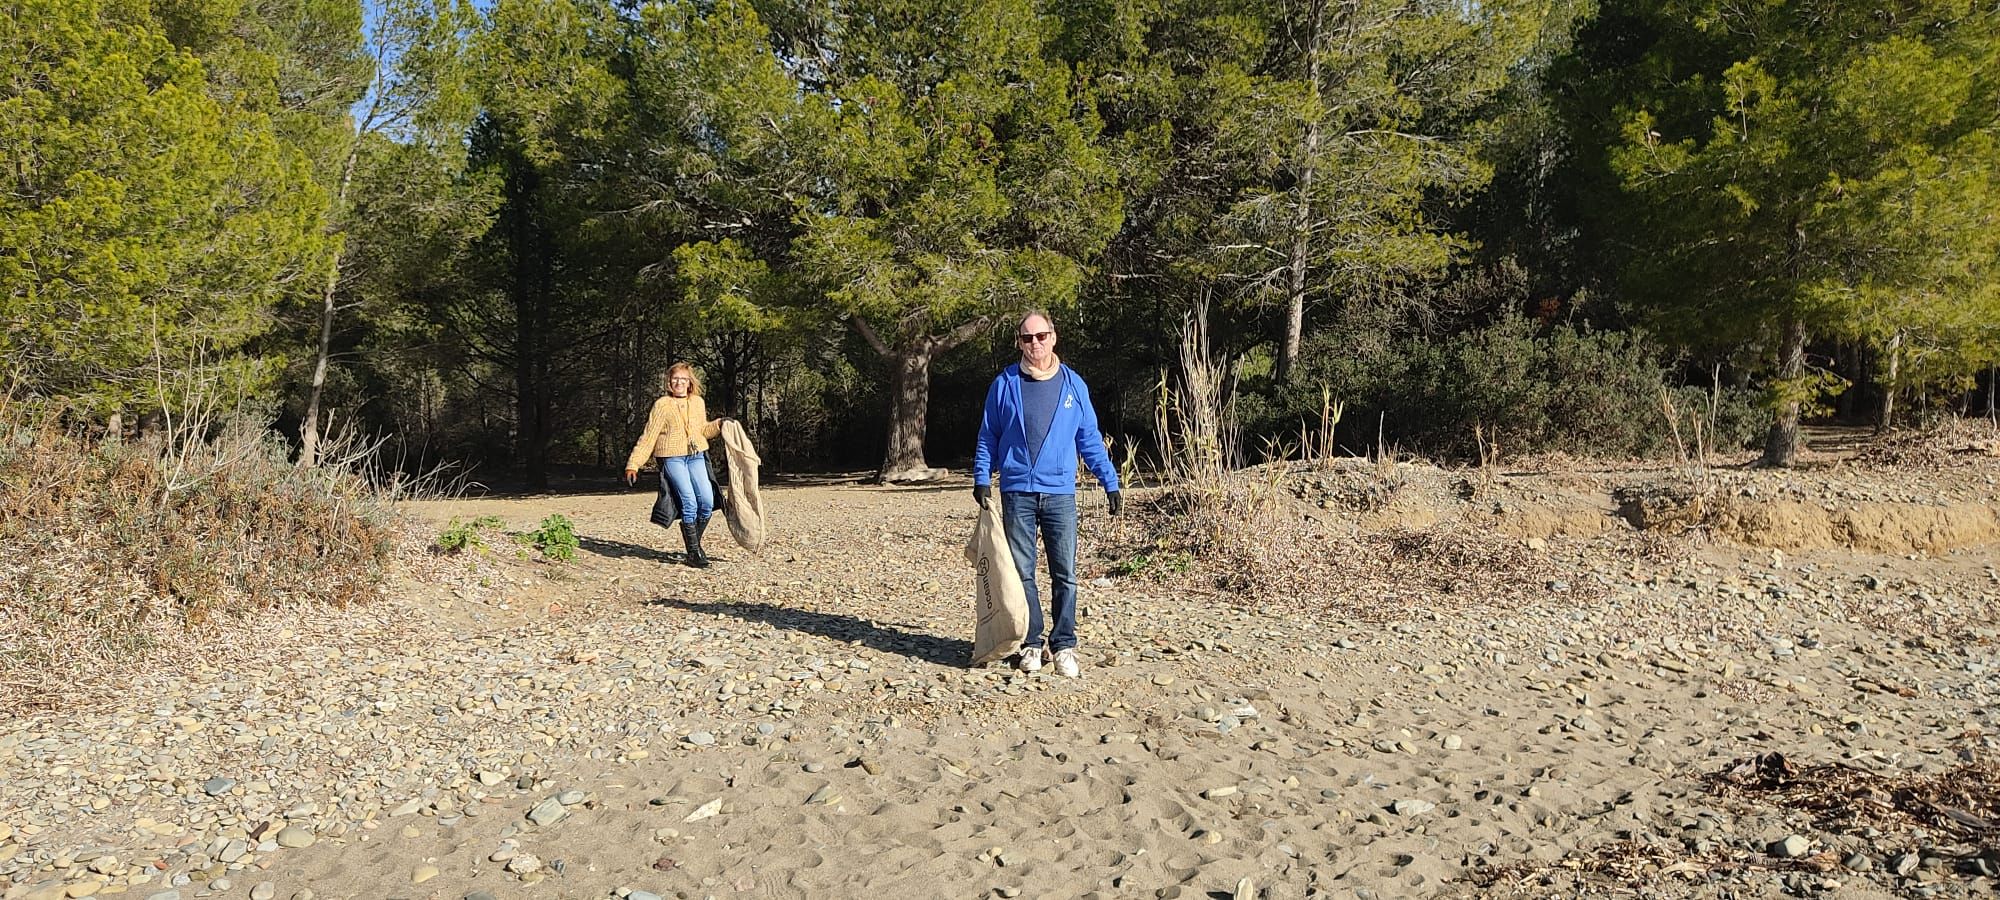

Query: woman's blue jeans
left=1001, top=491, right=1078, bottom=652
left=660, top=452, right=714, bottom=525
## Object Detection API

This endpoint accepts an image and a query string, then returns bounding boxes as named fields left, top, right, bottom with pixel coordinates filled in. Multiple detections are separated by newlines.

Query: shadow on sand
left=648, top=597, right=968, bottom=667
left=577, top=534, right=685, bottom=565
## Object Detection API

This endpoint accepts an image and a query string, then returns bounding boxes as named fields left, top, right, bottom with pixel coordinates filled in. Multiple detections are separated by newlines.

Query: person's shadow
left=577, top=535, right=683, bottom=565
left=648, top=597, right=969, bottom=667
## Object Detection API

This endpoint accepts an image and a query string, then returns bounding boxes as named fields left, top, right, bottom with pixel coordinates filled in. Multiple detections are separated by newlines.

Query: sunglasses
left=1016, top=331, right=1054, bottom=344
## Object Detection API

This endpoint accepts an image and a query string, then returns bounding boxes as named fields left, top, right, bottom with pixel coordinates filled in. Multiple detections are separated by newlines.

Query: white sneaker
left=1016, top=647, right=1044, bottom=673
left=1052, top=647, right=1080, bottom=678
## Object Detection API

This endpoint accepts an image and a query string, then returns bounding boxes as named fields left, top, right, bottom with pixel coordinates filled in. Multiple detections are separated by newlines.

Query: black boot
left=681, top=521, right=710, bottom=568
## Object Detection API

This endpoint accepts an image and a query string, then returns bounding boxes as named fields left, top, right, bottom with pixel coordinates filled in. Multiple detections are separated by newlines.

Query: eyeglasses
left=1016, top=331, right=1053, bottom=344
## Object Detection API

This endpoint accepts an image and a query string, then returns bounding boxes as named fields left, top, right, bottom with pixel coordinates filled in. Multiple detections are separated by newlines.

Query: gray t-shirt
left=1021, top=372, right=1062, bottom=465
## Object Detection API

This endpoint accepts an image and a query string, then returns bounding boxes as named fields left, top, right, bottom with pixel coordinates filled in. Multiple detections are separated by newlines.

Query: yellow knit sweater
left=626, top=394, right=721, bottom=470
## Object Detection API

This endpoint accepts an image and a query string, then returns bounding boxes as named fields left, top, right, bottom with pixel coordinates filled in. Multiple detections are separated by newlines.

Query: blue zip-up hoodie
left=974, top=363, right=1120, bottom=494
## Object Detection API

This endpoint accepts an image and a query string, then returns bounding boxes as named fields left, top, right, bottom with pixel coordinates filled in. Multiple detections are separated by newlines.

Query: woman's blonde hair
left=664, top=362, right=703, bottom=397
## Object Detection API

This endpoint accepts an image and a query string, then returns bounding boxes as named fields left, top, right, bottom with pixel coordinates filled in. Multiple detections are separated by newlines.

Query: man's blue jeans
left=661, top=452, right=714, bottom=524
left=1001, top=491, right=1078, bottom=653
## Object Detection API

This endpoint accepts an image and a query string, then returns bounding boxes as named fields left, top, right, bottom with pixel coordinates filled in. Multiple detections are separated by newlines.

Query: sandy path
left=3, top=473, right=1998, bottom=900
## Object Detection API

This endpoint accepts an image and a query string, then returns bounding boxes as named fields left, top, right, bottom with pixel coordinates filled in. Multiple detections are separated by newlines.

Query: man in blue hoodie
left=972, top=310, right=1122, bottom=678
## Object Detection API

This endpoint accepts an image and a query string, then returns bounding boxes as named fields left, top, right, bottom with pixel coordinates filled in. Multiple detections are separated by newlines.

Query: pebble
left=250, top=882, right=275, bottom=900
left=201, top=778, right=235, bottom=797
left=274, top=827, right=314, bottom=849
left=555, top=789, right=586, bottom=806
left=1771, top=835, right=1812, bottom=858
left=685, top=731, right=716, bottom=746
left=412, top=865, right=440, bottom=884
left=465, top=893, right=498, bottom=900
left=1392, top=799, right=1436, bottom=816
left=505, top=855, right=541, bottom=875
left=526, top=798, right=565, bottom=826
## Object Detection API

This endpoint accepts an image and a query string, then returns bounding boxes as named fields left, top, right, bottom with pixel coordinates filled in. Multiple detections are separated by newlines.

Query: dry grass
left=1706, top=750, right=2000, bottom=846
left=1856, top=416, right=2000, bottom=469
left=1103, top=474, right=1588, bottom=624
left=0, top=401, right=403, bottom=713
left=1467, top=751, right=2000, bottom=898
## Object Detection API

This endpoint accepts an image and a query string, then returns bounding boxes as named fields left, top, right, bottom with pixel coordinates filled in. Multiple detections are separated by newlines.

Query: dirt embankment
left=1277, top=437, right=2000, bottom=557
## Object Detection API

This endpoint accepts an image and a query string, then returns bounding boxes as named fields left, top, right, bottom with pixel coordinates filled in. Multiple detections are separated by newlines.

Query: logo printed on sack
left=1064, top=393, right=1074, bottom=409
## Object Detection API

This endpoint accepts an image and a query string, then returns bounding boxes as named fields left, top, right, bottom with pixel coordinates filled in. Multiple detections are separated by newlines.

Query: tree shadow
left=577, top=534, right=683, bottom=565
left=648, top=597, right=969, bottom=667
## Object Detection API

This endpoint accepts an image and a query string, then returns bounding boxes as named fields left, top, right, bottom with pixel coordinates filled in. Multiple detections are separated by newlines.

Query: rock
left=1392, top=799, right=1436, bottom=816
left=505, top=855, right=541, bottom=875
left=274, top=826, right=313, bottom=849
left=21, top=883, right=67, bottom=900
left=1233, top=877, right=1255, bottom=900
left=412, top=865, right=440, bottom=884
left=628, top=893, right=663, bottom=900
left=684, top=732, right=715, bottom=746
left=1891, top=853, right=1920, bottom=877
left=1442, top=735, right=1463, bottom=751
left=1151, top=674, right=1175, bottom=686
left=555, top=789, right=586, bottom=806
left=684, top=799, right=723, bottom=823
left=250, top=882, right=275, bottom=900
left=202, top=777, right=235, bottom=797
left=526, top=798, right=565, bottom=827
left=143, top=892, right=180, bottom=900
left=464, top=893, right=498, bottom=900
left=1202, top=786, right=1238, bottom=799
left=1770, top=835, right=1812, bottom=858
left=64, top=884, right=102, bottom=899
left=1842, top=853, right=1871, bottom=872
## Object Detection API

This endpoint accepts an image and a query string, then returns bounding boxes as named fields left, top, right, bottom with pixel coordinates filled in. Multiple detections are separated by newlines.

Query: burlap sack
left=718, top=420, right=767, bottom=552
left=965, top=503, right=1029, bottom=666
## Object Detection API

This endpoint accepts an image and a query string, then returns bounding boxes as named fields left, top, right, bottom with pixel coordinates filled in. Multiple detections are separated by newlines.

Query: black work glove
left=1107, top=490, right=1123, bottom=516
left=973, top=483, right=991, bottom=509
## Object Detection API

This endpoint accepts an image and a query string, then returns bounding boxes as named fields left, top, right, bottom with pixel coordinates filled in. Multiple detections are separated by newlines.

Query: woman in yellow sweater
left=625, top=362, right=725, bottom=567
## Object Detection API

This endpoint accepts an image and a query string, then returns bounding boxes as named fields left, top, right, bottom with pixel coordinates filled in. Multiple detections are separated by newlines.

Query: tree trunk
left=1988, top=364, right=1997, bottom=422
left=880, top=347, right=938, bottom=482
left=854, top=315, right=992, bottom=483
left=1276, top=0, right=1325, bottom=388
left=298, top=144, right=360, bottom=469
left=503, top=157, right=552, bottom=490
left=1876, top=329, right=1901, bottom=434
left=1761, top=317, right=1808, bottom=467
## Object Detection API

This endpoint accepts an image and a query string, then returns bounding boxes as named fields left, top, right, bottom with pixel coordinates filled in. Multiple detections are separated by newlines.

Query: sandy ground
left=3, top=441, right=2000, bottom=900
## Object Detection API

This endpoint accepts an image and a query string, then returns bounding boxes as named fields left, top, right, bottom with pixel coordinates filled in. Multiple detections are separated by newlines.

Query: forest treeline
left=4, top=0, right=1998, bottom=486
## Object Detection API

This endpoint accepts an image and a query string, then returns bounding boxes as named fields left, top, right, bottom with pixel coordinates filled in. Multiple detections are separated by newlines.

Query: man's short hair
left=1020, top=309, right=1056, bottom=331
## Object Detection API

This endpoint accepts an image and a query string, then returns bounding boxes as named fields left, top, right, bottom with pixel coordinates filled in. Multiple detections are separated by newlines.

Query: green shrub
left=1251, top=313, right=1768, bottom=460
left=434, top=516, right=504, bottom=554
left=524, top=513, right=578, bottom=562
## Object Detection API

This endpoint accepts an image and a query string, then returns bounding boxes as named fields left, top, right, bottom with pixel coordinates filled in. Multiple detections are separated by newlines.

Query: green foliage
left=1255, top=311, right=1770, bottom=460
left=793, top=0, right=1126, bottom=341
left=0, top=0, right=330, bottom=414
left=522, top=513, right=578, bottom=562
left=1111, top=549, right=1194, bottom=580
left=434, top=515, right=504, bottom=553
left=1577, top=0, right=2000, bottom=434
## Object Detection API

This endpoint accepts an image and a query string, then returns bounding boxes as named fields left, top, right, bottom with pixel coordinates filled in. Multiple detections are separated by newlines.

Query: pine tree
left=0, top=0, right=328, bottom=415
left=1583, top=0, right=2000, bottom=463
